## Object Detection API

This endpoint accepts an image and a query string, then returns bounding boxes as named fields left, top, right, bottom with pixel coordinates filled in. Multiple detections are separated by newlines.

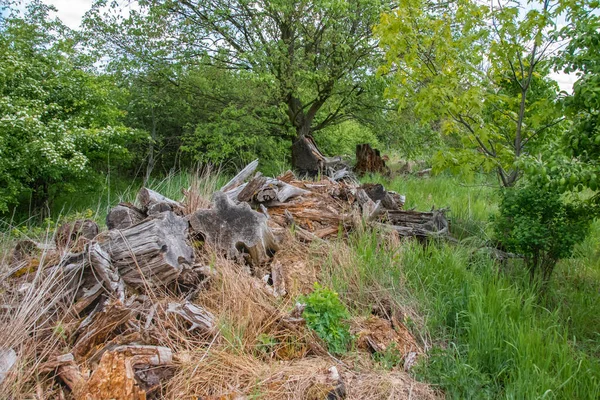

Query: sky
left=38, top=0, right=578, bottom=93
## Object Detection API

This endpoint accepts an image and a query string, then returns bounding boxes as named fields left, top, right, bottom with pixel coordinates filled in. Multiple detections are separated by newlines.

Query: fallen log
left=189, top=192, right=278, bottom=265
left=97, top=211, right=194, bottom=289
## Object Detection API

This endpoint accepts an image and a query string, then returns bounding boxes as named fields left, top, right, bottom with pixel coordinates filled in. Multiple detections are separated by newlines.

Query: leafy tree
left=493, top=184, right=591, bottom=285
left=376, top=0, right=564, bottom=186
left=84, top=0, right=392, bottom=167
left=526, top=1, right=600, bottom=202
left=0, top=1, right=143, bottom=213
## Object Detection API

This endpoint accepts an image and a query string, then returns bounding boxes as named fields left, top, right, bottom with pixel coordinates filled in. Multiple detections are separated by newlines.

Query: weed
left=299, top=283, right=353, bottom=355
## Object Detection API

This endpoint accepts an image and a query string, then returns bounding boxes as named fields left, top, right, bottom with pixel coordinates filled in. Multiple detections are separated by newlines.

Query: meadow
left=2, top=170, right=598, bottom=399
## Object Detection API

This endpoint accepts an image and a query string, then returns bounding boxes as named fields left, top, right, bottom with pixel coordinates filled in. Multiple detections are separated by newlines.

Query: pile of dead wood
left=0, top=160, right=449, bottom=399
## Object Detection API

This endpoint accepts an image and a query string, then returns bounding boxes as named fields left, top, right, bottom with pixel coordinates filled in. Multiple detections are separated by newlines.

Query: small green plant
left=255, top=333, right=277, bottom=357
left=299, top=283, right=353, bottom=355
left=373, top=343, right=403, bottom=370
left=492, top=184, right=591, bottom=285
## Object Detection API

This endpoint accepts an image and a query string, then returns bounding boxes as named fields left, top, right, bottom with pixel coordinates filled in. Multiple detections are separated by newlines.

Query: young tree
left=376, top=0, right=564, bottom=186
left=85, top=0, right=391, bottom=169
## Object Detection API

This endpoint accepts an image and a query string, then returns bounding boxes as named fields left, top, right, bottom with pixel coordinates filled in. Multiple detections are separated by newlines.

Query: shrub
left=299, top=283, right=353, bottom=354
left=314, top=121, right=381, bottom=157
left=492, top=184, right=591, bottom=284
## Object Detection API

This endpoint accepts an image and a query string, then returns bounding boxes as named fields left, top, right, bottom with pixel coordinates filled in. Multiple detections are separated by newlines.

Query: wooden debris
left=189, top=192, right=278, bottom=265
left=0, top=348, right=17, bottom=385
left=167, top=301, right=215, bottom=333
left=221, top=159, right=259, bottom=192
left=55, top=220, right=99, bottom=250
left=137, top=187, right=182, bottom=214
left=98, top=211, right=194, bottom=288
left=237, top=175, right=267, bottom=202
left=72, top=300, right=135, bottom=359
left=354, top=143, right=390, bottom=176
left=361, top=183, right=400, bottom=210
left=106, top=203, right=145, bottom=230
left=291, top=135, right=348, bottom=177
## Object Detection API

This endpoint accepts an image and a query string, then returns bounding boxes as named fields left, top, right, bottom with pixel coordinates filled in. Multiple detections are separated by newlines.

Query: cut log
left=355, top=143, right=390, bottom=176
left=106, top=203, right=146, bottom=230
left=55, top=220, right=99, bottom=250
left=98, top=211, right=194, bottom=289
left=137, top=187, right=181, bottom=214
left=256, top=185, right=278, bottom=203
left=189, top=191, right=278, bottom=265
left=166, top=301, right=215, bottom=333
left=221, top=159, right=259, bottom=192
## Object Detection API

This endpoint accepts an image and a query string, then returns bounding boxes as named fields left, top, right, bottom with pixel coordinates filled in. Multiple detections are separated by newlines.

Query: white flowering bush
left=0, top=2, right=145, bottom=212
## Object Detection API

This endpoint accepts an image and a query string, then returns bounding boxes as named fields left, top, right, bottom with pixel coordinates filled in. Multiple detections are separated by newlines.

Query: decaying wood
left=106, top=203, right=146, bottom=230
left=277, top=170, right=296, bottom=183
left=355, top=143, right=390, bottom=176
left=236, top=175, right=266, bottom=202
left=87, top=242, right=125, bottom=301
left=270, top=262, right=287, bottom=297
left=98, top=211, right=194, bottom=288
left=378, top=209, right=449, bottom=238
left=137, top=187, right=182, bottom=215
left=167, top=301, right=215, bottom=333
left=221, top=159, right=259, bottom=192
left=73, top=300, right=135, bottom=359
left=55, top=220, right=99, bottom=250
left=362, top=183, right=400, bottom=210
left=291, top=135, right=348, bottom=177
left=189, top=192, right=278, bottom=265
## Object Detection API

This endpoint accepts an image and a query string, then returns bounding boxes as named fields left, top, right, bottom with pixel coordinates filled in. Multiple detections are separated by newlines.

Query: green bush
left=314, top=121, right=381, bottom=157
left=492, top=184, right=591, bottom=284
left=299, top=283, right=353, bottom=354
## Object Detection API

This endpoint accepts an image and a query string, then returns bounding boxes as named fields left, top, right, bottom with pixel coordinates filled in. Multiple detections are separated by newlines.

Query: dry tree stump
left=97, top=211, right=194, bottom=289
left=355, top=143, right=390, bottom=176
left=189, top=191, right=278, bottom=265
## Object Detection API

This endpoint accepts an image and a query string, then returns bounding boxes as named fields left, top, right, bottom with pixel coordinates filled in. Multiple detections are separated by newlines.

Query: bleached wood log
left=106, top=203, right=146, bottom=230
left=189, top=192, right=278, bottom=265
left=221, top=159, right=259, bottom=192
left=265, top=179, right=310, bottom=203
left=98, top=211, right=194, bottom=288
left=167, top=301, right=215, bottom=333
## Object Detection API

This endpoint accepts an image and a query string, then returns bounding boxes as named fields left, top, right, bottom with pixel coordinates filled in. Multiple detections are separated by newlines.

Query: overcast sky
left=39, top=0, right=577, bottom=93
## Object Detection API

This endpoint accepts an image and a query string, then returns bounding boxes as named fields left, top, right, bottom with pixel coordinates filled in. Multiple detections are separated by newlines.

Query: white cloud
left=42, top=0, right=93, bottom=30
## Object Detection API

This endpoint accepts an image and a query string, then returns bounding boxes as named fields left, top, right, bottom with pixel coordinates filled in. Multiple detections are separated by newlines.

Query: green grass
left=363, top=173, right=497, bottom=240
left=3, top=168, right=600, bottom=399
left=336, top=173, right=600, bottom=398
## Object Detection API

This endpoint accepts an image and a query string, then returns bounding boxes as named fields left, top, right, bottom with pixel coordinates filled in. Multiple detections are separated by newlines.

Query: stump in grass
left=355, top=143, right=390, bottom=176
